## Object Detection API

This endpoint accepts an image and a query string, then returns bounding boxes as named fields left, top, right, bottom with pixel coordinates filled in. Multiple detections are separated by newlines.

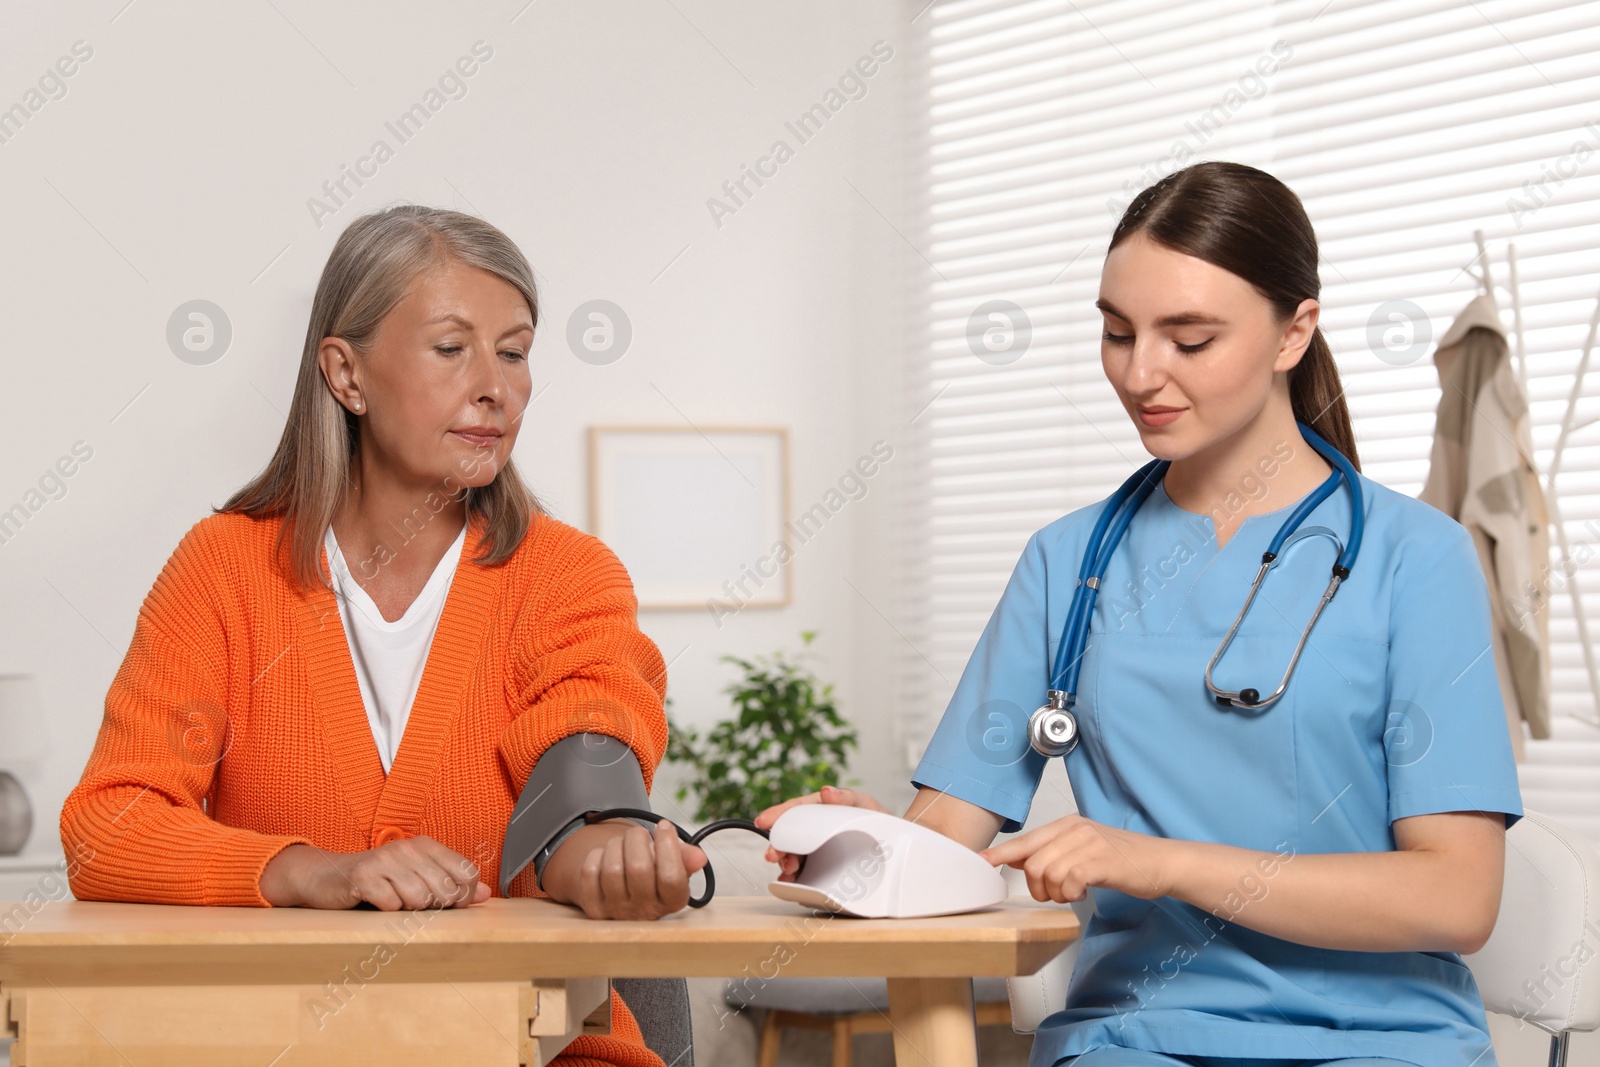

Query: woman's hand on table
left=754, top=785, right=889, bottom=883
left=260, top=836, right=491, bottom=910
left=980, top=814, right=1177, bottom=903
left=540, top=817, right=708, bottom=920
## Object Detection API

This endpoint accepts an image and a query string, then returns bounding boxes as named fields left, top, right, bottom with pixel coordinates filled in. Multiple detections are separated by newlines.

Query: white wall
left=0, top=0, right=914, bottom=857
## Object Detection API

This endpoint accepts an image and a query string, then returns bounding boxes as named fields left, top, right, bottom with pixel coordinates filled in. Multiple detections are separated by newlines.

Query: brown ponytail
left=1108, top=161, right=1360, bottom=472
left=1287, top=329, right=1359, bottom=470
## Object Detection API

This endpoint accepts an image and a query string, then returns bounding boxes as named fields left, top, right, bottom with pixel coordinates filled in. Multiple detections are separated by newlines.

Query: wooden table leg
left=885, top=977, right=978, bottom=1067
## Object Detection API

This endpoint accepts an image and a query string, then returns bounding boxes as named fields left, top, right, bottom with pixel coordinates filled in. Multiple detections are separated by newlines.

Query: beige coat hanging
left=1419, top=292, right=1552, bottom=756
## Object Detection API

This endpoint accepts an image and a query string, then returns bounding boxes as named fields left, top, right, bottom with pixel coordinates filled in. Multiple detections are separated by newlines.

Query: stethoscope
left=1026, top=420, right=1365, bottom=758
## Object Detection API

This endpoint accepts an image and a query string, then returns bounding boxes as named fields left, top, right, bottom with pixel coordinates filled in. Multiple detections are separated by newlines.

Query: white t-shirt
left=323, top=521, right=468, bottom=774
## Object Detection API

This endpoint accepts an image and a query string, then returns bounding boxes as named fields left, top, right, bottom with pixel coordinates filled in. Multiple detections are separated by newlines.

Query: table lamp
left=0, top=672, right=47, bottom=855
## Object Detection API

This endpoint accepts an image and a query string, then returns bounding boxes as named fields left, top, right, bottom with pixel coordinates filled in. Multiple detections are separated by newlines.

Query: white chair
left=1006, top=809, right=1600, bottom=1067
left=1006, top=893, right=1093, bottom=1035
left=1462, top=809, right=1600, bottom=1066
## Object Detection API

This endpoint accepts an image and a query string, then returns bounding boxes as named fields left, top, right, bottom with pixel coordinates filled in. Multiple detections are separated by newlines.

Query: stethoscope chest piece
left=1028, top=690, right=1078, bottom=757
left=1021, top=420, right=1364, bottom=757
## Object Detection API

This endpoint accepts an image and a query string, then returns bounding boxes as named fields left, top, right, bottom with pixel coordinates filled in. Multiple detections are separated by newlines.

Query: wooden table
left=0, top=894, right=1078, bottom=1067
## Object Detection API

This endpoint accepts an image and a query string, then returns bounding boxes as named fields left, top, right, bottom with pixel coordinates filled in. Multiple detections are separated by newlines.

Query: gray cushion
left=723, top=976, right=1010, bottom=1015
left=615, top=977, right=693, bottom=1067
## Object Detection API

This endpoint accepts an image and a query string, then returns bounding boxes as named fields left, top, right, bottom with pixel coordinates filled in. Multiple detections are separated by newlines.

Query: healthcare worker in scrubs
left=758, top=160, right=1523, bottom=1067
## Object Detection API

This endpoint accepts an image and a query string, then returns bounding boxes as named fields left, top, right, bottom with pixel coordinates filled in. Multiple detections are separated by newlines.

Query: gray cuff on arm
left=499, top=732, right=654, bottom=897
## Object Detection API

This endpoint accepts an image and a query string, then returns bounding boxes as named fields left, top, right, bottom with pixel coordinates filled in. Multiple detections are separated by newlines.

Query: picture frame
left=587, top=426, right=792, bottom=611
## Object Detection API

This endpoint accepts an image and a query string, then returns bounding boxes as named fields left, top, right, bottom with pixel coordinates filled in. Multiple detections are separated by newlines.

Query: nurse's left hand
left=980, top=815, right=1175, bottom=904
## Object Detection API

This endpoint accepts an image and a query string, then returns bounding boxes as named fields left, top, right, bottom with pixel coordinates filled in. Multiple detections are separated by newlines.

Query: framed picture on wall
left=588, top=426, right=792, bottom=611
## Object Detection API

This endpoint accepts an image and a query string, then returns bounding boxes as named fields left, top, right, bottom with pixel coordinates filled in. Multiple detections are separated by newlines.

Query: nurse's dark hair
left=1107, top=161, right=1360, bottom=471
left=218, top=204, right=544, bottom=592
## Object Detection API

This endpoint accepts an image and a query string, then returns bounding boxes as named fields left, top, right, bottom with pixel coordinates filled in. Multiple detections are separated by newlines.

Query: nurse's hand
left=755, top=784, right=889, bottom=883
left=540, top=817, right=709, bottom=920
left=980, top=815, right=1174, bottom=904
left=260, top=837, right=492, bottom=910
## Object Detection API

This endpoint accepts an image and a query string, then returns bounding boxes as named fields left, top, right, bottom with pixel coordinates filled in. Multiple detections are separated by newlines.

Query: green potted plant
left=667, top=631, right=859, bottom=825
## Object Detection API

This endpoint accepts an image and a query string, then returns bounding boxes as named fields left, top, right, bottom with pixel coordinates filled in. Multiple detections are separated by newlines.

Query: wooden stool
left=731, top=977, right=1014, bottom=1067
left=755, top=999, right=1012, bottom=1067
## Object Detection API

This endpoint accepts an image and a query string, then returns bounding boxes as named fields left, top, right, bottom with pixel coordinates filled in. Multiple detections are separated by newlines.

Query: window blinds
left=902, top=0, right=1600, bottom=839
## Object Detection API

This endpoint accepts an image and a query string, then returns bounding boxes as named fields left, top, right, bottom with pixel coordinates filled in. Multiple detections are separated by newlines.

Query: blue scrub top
left=912, top=467, right=1523, bottom=1067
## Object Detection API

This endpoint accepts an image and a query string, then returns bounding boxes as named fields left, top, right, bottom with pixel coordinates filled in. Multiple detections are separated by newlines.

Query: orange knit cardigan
left=60, top=508, right=671, bottom=1067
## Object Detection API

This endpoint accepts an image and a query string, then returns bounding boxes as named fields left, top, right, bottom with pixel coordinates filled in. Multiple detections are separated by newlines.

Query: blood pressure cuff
left=498, top=732, right=654, bottom=897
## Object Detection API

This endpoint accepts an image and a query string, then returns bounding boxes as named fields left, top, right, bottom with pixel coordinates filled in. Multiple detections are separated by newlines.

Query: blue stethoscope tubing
left=1026, top=419, right=1365, bottom=758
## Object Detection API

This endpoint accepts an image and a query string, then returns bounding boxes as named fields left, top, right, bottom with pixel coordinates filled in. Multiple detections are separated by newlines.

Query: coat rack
left=1465, top=229, right=1600, bottom=729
